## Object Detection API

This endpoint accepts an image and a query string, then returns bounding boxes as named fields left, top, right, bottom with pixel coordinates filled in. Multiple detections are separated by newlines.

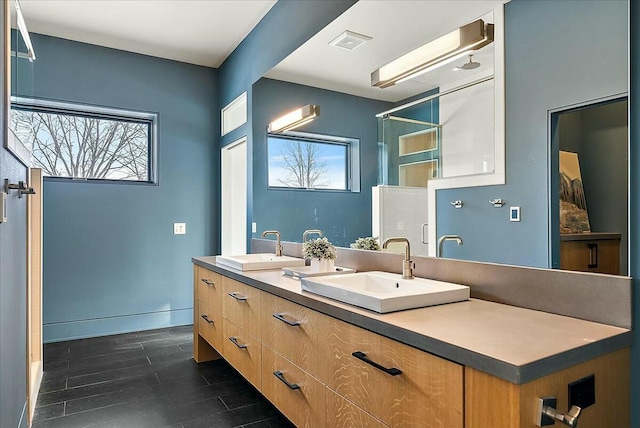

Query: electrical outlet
left=173, top=222, right=186, bottom=235
left=569, top=374, right=595, bottom=410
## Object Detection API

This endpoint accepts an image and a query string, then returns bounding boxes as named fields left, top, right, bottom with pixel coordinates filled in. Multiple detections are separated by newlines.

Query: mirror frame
left=4, top=0, right=32, bottom=166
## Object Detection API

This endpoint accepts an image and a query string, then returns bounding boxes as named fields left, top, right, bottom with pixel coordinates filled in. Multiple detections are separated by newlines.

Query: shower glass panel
left=379, top=115, right=441, bottom=187
left=378, top=78, right=496, bottom=185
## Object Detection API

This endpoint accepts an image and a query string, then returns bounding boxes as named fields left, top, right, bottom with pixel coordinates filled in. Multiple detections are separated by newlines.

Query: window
left=10, top=98, right=158, bottom=183
left=267, top=132, right=359, bottom=192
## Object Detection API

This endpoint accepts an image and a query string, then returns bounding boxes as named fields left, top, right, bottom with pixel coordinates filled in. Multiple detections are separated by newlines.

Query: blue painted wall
left=0, top=4, right=28, bottom=427
left=251, top=78, right=390, bottom=247
left=217, top=0, right=356, bottom=249
left=25, top=34, right=218, bottom=341
left=436, top=0, right=628, bottom=267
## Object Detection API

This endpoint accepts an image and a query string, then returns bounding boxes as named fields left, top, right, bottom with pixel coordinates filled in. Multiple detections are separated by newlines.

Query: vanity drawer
left=262, top=345, right=325, bottom=428
left=195, top=265, right=223, bottom=315
left=198, top=299, right=223, bottom=354
left=222, top=277, right=261, bottom=339
left=325, top=388, right=388, bottom=428
left=324, top=318, right=464, bottom=428
left=260, top=292, right=329, bottom=381
left=223, top=320, right=261, bottom=389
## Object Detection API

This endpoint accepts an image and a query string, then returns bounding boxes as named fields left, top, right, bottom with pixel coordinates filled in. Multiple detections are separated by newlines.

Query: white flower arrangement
left=302, top=237, right=337, bottom=260
left=350, top=237, right=381, bottom=251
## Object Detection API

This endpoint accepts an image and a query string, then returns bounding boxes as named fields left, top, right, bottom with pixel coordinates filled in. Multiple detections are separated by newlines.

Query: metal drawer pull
left=273, top=371, right=300, bottom=390
left=352, top=351, right=402, bottom=376
left=201, top=278, right=215, bottom=286
left=228, top=292, right=248, bottom=301
left=201, top=314, right=214, bottom=324
left=587, top=243, right=599, bottom=268
left=273, top=313, right=301, bottom=326
left=229, top=336, right=248, bottom=349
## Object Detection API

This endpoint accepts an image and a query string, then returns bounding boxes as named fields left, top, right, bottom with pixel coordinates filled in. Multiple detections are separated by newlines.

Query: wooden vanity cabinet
left=261, top=345, right=326, bottom=428
left=193, top=265, right=223, bottom=362
left=325, top=317, right=464, bottom=428
left=260, top=292, right=329, bottom=381
left=193, top=264, right=630, bottom=428
left=465, top=348, right=630, bottom=428
left=222, top=277, right=262, bottom=339
left=560, top=233, right=621, bottom=274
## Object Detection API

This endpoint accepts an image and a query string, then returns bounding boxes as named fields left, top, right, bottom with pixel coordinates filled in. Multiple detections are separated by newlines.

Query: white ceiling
left=17, top=0, right=277, bottom=67
left=265, top=0, right=510, bottom=103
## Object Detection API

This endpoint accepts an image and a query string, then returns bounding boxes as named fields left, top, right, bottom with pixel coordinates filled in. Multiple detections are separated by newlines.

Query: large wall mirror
left=5, top=0, right=35, bottom=166
left=251, top=0, right=507, bottom=248
left=253, top=0, right=629, bottom=276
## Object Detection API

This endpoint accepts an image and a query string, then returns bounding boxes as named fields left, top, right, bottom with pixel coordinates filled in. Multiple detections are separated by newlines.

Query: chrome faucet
left=302, top=229, right=323, bottom=242
left=437, top=235, right=463, bottom=258
left=261, top=230, right=283, bottom=256
left=382, top=237, right=414, bottom=279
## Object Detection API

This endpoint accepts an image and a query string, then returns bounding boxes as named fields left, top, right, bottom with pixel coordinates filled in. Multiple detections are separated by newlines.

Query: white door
left=221, top=137, right=247, bottom=255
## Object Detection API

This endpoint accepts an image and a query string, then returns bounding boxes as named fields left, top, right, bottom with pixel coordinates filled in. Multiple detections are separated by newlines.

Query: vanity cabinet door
left=560, top=238, right=620, bottom=274
left=222, top=277, right=262, bottom=339
left=193, top=265, right=222, bottom=362
left=262, top=345, right=325, bottom=428
left=324, top=318, right=463, bottom=428
left=195, top=266, right=223, bottom=352
left=325, top=389, right=388, bottom=428
left=223, top=320, right=261, bottom=389
left=260, top=292, right=329, bottom=382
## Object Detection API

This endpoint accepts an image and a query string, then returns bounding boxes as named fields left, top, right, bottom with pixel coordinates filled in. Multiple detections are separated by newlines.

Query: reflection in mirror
left=6, top=0, right=35, bottom=165
left=253, top=0, right=628, bottom=275
left=255, top=1, right=503, bottom=251
left=551, top=97, right=628, bottom=276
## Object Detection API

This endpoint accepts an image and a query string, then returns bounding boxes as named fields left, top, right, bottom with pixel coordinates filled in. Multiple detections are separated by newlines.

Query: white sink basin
left=301, top=271, right=469, bottom=313
left=216, top=253, right=305, bottom=271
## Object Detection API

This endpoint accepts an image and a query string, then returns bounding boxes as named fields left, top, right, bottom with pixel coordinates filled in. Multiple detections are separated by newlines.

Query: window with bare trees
left=10, top=99, right=157, bottom=183
left=267, top=133, right=359, bottom=192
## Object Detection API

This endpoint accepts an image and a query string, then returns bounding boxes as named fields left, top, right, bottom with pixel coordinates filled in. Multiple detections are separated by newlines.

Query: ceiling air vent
left=328, top=30, right=372, bottom=51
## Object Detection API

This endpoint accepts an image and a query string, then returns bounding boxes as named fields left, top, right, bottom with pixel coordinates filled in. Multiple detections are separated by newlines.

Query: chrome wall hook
left=489, top=198, right=505, bottom=207
left=450, top=200, right=463, bottom=209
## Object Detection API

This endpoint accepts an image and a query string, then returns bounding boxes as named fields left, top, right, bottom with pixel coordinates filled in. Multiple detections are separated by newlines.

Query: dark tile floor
left=33, top=325, right=295, bottom=428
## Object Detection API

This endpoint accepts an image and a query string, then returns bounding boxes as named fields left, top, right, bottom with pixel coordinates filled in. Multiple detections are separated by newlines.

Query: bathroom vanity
left=192, top=256, right=630, bottom=428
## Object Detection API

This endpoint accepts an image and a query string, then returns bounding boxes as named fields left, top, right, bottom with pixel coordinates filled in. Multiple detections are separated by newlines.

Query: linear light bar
left=267, top=104, right=320, bottom=133
left=14, top=0, right=36, bottom=61
left=371, top=19, right=493, bottom=89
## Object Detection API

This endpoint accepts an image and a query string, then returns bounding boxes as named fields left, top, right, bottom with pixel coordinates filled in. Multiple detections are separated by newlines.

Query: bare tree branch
left=11, top=109, right=149, bottom=181
left=276, top=140, right=329, bottom=188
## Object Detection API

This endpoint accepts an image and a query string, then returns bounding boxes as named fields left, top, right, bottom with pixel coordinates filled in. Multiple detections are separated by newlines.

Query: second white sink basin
left=216, top=253, right=305, bottom=271
left=301, top=271, right=469, bottom=313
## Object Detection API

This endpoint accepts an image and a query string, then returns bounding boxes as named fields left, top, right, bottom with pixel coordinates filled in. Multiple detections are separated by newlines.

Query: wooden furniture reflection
left=560, top=233, right=621, bottom=275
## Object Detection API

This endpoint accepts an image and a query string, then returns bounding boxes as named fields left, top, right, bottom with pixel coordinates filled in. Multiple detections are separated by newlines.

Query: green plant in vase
left=350, top=236, right=381, bottom=251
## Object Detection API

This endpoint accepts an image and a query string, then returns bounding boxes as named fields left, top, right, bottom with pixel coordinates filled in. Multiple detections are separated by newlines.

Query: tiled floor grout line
left=35, top=326, right=293, bottom=428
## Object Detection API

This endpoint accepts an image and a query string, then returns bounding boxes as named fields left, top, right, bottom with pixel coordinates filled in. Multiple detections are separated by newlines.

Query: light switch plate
left=510, top=206, right=520, bottom=222
left=173, top=222, right=186, bottom=234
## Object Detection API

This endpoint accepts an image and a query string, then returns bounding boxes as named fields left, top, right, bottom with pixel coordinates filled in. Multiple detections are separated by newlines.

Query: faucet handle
left=537, top=397, right=582, bottom=427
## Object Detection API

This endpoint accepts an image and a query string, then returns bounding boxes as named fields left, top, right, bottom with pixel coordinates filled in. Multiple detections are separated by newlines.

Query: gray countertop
left=192, top=256, right=631, bottom=384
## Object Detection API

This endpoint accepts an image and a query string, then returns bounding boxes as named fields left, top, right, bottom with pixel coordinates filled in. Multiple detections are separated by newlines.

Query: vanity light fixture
left=14, top=0, right=36, bottom=61
left=267, top=104, right=320, bottom=133
left=371, top=19, right=493, bottom=89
